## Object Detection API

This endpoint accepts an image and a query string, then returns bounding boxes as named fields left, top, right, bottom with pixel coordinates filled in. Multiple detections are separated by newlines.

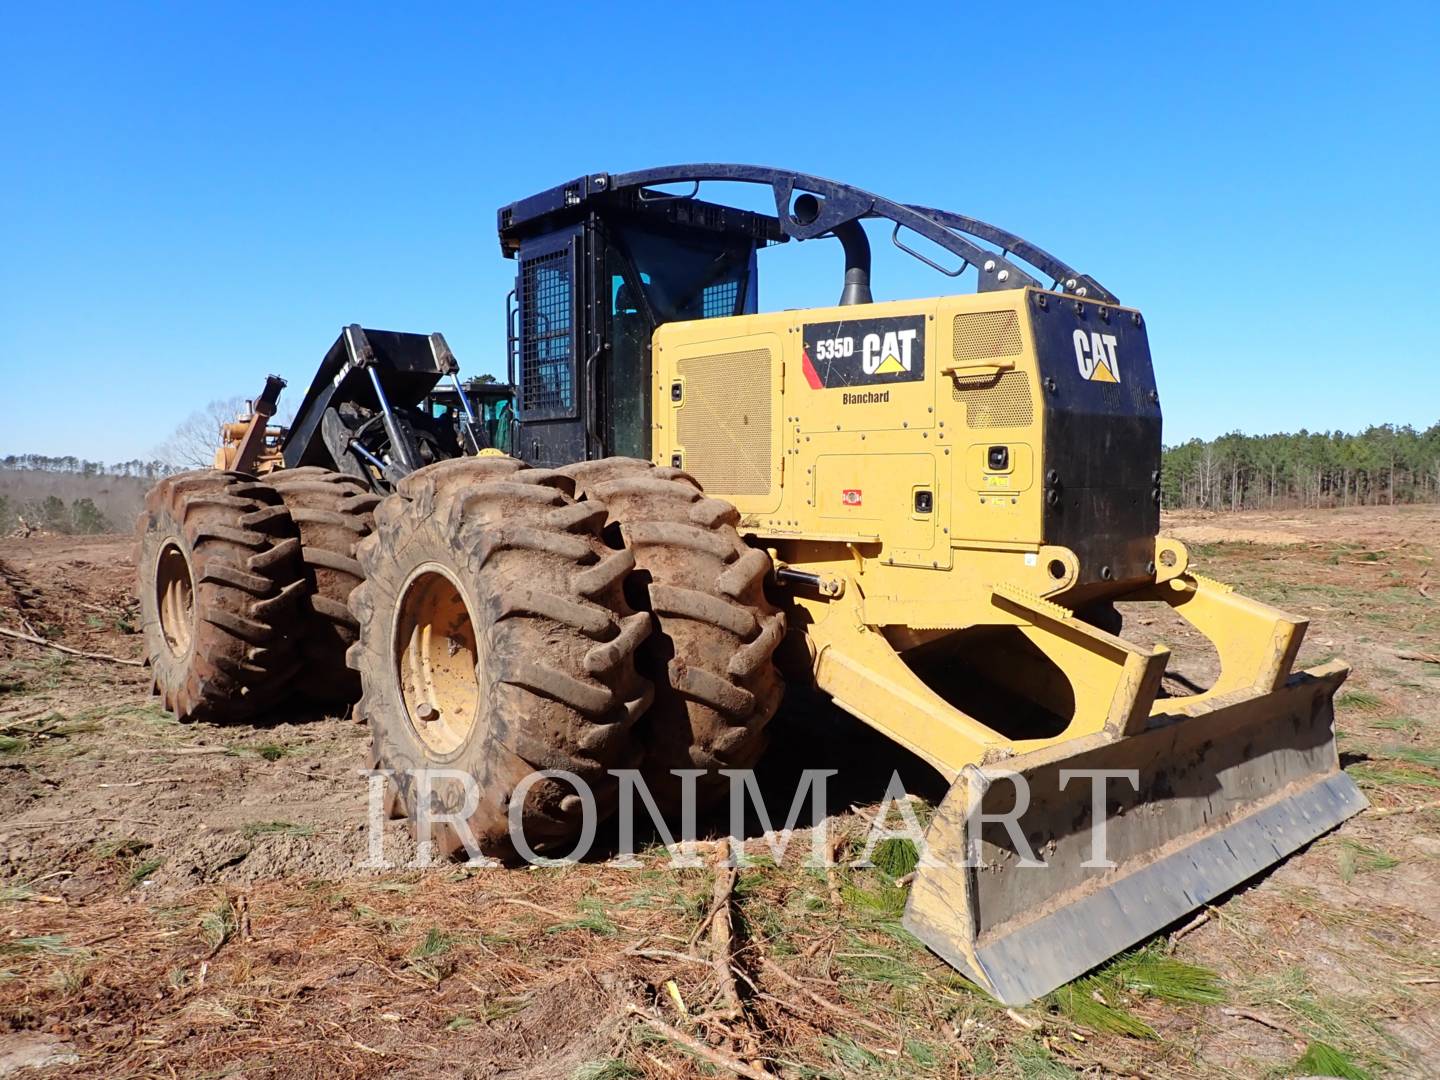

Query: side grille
left=952, top=310, right=1023, bottom=362
left=677, top=349, right=772, bottom=496
left=953, top=371, right=1034, bottom=428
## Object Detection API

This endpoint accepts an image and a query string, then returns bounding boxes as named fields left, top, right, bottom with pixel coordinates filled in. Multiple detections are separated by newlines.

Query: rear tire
left=268, top=467, right=380, bottom=705
left=135, top=470, right=305, bottom=722
left=350, top=457, right=653, bottom=861
left=562, top=459, right=785, bottom=811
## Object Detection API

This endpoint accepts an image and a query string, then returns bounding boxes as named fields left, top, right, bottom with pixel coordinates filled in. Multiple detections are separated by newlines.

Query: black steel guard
left=507, top=163, right=1116, bottom=303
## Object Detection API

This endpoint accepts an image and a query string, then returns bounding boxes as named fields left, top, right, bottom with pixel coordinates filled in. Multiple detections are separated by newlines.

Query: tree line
left=0, top=454, right=172, bottom=480
left=1162, top=423, right=1440, bottom=510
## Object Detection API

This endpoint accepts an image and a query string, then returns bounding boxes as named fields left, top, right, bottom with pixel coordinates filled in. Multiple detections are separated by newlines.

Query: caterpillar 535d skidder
left=137, top=164, right=1363, bottom=1004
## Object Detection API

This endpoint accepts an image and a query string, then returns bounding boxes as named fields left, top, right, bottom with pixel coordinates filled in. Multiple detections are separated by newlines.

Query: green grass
left=128, top=857, right=163, bottom=886
left=1009, top=1036, right=1073, bottom=1079
left=544, top=898, right=617, bottom=936
left=200, top=898, right=236, bottom=953
left=1380, top=744, right=1440, bottom=769
left=1285, top=1041, right=1371, bottom=1079
left=408, top=926, right=457, bottom=983
left=1, top=935, right=89, bottom=958
left=1239, top=967, right=1399, bottom=1075
left=1348, top=762, right=1440, bottom=790
left=1046, top=943, right=1224, bottom=1039
left=1049, top=979, right=1157, bottom=1038
left=241, top=820, right=315, bottom=839
left=0, top=734, right=26, bottom=754
left=94, top=837, right=152, bottom=860
left=834, top=945, right=924, bottom=988
left=871, top=837, right=920, bottom=879
left=821, top=1034, right=885, bottom=1073
left=1338, top=690, right=1385, bottom=711
left=222, top=741, right=295, bottom=761
left=1368, top=716, right=1421, bottom=736
left=572, top=1061, right=641, bottom=1080
left=1336, top=840, right=1400, bottom=883
left=411, top=927, right=454, bottom=960
left=1108, top=945, right=1226, bottom=1004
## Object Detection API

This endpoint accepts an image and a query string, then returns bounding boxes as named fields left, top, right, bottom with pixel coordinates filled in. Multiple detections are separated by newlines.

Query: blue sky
left=2, top=3, right=1436, bottom=463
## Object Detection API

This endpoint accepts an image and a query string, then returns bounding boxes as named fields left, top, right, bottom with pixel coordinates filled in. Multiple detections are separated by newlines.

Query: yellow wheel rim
left=394, top=565, right=482, bottom=755
left=156, top=542, right=195, bottom=658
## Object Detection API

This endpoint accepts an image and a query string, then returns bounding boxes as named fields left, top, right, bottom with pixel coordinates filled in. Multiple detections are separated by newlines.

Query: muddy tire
left=350, top=457, right=653, bottom=861
left=268, top=467, right=380, bottom=705
left=562, top=458, right=785, bottom=810
left=135, top=470, right=306, bottom=723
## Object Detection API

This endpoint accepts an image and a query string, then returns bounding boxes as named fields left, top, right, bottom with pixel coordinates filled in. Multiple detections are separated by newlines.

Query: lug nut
left=416, top=703, right=439, bottom=723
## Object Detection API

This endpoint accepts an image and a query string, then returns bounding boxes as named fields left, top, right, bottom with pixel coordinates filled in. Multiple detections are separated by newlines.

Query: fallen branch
left=624, top=1005, right=773, bottom=1080
left=1221, top=1006, right=1306, bottom=1043
left=492, top=896, right=577, bottom=922
left=98, top=777, right=183, bottom=789
left=710, top=862, right=742, bottom=1022
left=1396, top=650, right=1440, bottom=664
left=757, top=958, right=896, bottom=1040
left=0, top=624, right=144, bottom=667
left=1168, top=909, right=1211, bottom=950
left=623, top=947, right=711, bottom=967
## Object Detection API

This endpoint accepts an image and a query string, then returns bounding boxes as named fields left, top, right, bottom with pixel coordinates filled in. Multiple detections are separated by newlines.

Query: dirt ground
left=1, top=508, right=1438, bottom=1078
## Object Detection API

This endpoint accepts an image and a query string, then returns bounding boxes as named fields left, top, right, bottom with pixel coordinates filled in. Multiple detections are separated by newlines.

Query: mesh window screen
left=702, top=280, right=740, bottom=319
left=520, top=250, right=575, bottom=418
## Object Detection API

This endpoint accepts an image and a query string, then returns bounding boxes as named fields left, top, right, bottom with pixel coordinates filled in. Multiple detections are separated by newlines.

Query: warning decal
left=801, top=315, right=926, bottom=389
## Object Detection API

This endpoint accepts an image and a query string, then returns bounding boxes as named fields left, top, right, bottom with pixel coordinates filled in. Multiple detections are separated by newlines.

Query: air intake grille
left=953, top=371, right=1034, bottom=428
left=677, top=349, right=772, bottom=496
left=952, top=310, right=1023, bottom=362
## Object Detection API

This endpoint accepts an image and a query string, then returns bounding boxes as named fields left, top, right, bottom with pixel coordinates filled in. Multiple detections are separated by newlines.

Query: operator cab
left=499, top=182, right=782, bottom=465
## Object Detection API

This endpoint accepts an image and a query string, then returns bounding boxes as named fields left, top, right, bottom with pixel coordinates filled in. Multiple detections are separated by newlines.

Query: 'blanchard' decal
left=801, top=315, right=926, bottom=390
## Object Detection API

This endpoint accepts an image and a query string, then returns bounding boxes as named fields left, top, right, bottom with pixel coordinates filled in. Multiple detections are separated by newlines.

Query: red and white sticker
left=841, top=489, right=863, bottom=507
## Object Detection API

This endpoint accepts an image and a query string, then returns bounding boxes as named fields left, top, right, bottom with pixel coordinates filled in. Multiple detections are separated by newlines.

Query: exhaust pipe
left=833, top=219, right=872, bottom=306
left=791, top=193, right=872, bottom=306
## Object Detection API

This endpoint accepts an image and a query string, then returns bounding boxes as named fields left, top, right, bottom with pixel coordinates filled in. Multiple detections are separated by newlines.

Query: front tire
left=562, top=459, right=786, bottom=811
left=350, top=458, right=653, bottom=861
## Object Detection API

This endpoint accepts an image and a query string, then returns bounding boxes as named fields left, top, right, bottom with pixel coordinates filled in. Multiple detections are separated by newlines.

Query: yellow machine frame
left=649, top=287, right=1362, bottom=1003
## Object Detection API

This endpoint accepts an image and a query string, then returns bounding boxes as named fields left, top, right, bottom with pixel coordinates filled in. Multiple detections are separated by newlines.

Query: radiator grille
left=953, top=370, right=1034, bottom=428
left=677, top=349, right=772, bottom=496
left=952, top=310, right=1023, bottom=362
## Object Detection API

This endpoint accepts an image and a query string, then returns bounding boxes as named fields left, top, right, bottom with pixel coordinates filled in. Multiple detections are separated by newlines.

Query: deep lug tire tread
left=135, top=469, right=305, bottom=723
left=268, top=466, right=380, bottom=704
left=351, top=457, right=652, bottom=861
left=560, top=457, right=785, bottom=808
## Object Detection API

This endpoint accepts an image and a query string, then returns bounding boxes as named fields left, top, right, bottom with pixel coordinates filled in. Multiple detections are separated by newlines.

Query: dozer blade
left=903, top=661, right=1364, bottom=1006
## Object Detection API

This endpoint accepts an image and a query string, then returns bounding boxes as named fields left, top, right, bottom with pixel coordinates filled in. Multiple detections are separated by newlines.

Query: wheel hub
left=394, top=566, right=481, bottom=755
left=155, top=542, right=195, bottom=657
